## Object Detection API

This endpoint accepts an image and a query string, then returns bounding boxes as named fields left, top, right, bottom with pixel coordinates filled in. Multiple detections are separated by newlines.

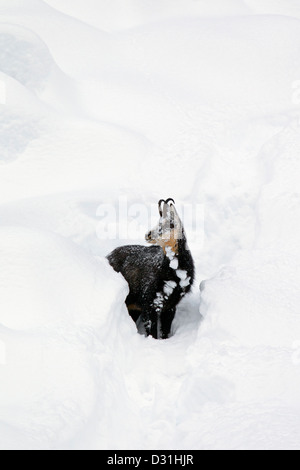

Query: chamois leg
left=150, top=293, right=165, bottom=339
left=141, top=308, right=153, bottom=337
left=150, top=310, right=158, bottom=339
left=125, top=294, right=142, bottom=324
left=160, top=307, right=176, bottom=339
left=128, top=308, right=141, bottom=324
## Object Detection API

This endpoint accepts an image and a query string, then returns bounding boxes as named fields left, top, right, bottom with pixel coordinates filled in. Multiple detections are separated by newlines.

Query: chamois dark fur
left=107, top=199, right=195, bottom=339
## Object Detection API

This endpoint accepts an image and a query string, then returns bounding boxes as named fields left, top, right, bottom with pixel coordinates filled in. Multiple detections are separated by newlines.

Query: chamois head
left=145, top=199, right=184, bottom=254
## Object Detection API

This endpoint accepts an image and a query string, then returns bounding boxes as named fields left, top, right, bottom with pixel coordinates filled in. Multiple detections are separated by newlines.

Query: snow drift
left=0, top=0, right=300, bottom=450
left=0, top=227, right=135, bottom=449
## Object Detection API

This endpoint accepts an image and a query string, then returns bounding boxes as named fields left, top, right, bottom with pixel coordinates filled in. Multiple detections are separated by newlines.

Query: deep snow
left=0, top=0, right=300, bottom=450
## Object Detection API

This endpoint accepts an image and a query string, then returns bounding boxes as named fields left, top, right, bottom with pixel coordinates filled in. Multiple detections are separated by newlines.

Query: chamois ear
left=169, top=203, right=182, bottom=232
left=158, top=199, right=165, bottom=217
left=169, top=201, right=178, bottom=217
left=162, top=198, right=175, bottom=220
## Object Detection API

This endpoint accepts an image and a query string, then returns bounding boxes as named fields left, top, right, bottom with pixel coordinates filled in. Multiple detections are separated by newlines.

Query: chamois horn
left=158, top=199, right=165, bottom=217
left=165, top=198, right=175, bottom=205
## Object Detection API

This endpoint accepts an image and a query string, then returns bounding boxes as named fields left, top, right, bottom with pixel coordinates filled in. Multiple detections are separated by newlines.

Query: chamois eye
left=170, top=222, right=175, bottom=229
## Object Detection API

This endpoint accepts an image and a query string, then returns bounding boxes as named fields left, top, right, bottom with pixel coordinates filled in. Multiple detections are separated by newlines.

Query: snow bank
left=0, top=24, right=54, bottom=92
left=0, top=227, right=135, bottom=450
left=0, top=24, right=150, bottom=202
left=0, top=227, right=126, bottom=329
left=1, top=0, right=300, bottom=451
left=180, top=248, right=300, bottom=449
left=183, top=116, right=300, bottom=450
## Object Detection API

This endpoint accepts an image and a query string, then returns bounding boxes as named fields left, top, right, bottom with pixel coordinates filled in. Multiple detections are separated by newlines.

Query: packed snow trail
left=0, top=0, right=300, bottom=450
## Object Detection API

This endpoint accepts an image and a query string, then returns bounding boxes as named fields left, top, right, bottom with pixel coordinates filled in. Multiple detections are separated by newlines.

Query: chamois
left=107, top=199, right=195, bottom=339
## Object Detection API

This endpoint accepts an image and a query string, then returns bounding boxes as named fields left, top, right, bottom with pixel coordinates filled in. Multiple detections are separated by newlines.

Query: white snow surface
left=0, top=0, right=300, bottom=450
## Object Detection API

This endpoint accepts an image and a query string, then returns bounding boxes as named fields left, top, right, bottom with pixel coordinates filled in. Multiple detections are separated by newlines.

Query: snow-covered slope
left=0, top=0, right=300, bottom=450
